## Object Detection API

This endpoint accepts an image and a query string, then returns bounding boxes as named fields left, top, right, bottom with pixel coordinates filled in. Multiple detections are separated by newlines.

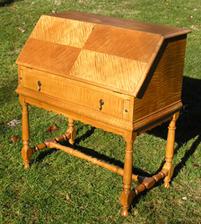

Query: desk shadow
left=70, top=76, right=201, bottom=180
left=34, top=126, right=150, bottom=177
left=0, top=80, right=17, bottom=107
left=149, top=76, right=201, bottom=179
left=0, top=0, right=19, bottom=6
left=130, top=76, right=201, bottom=208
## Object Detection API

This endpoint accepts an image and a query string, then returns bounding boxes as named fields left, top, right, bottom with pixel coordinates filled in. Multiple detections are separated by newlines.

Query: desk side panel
left=133, top=37, right=187, bottom=126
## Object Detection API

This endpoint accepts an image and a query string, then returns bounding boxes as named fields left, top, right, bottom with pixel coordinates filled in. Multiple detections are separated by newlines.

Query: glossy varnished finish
left=16, top=14, right=164, bottom=96
left=54, top=11, right=190, bottom=38
left=16, top=11, right=190, bottom=216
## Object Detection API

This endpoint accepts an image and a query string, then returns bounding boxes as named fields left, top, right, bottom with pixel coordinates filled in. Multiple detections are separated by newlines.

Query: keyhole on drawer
left=37, top=80, right=42, bottom=92
left=99, top=99, right=104, bottom=111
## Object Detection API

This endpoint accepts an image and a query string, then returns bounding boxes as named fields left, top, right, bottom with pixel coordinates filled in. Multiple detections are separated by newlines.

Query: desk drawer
left=19, top=67, right=132, bottom=120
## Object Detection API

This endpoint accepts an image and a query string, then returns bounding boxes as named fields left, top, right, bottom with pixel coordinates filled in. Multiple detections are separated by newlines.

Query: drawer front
left=19, top=67, right=132, bottom=120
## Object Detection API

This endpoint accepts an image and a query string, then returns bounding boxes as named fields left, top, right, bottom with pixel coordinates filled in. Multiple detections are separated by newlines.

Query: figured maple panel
left=69, top=49, right=147, bottom=94
left=30, top=15, right=94, bottom=48
left=134, top=38, right=186, bottom=121
left=16, top=38, right=80, bottom=75
left=84, top=24, right=162, bottom=62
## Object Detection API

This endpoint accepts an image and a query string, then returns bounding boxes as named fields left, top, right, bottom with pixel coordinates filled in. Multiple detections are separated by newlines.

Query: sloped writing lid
left=16, top=12, right=189, bottom=96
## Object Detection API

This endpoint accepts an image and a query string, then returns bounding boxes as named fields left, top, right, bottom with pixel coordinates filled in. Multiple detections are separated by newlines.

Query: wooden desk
left=16, top=11, right=190, bottom=216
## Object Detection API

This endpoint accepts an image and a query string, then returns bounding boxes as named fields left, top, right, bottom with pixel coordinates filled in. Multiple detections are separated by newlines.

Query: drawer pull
left=37, top=80, right=42, bottom=91
left=99, top=99, right=104, bottom=110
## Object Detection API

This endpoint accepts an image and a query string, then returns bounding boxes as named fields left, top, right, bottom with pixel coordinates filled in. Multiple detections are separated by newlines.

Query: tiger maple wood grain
left=17, top=38, right=80, bottom=76
left=84, top=24, right=162, bottom=62
left=31, top=15, right=94, bottom=48
left=134, top=39, right=186, bottom=121
left=69, top=49, right=147, bottom=94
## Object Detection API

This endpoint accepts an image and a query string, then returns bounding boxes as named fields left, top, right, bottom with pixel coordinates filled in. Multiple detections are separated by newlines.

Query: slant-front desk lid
left=16, top=11, right=190, bottom=97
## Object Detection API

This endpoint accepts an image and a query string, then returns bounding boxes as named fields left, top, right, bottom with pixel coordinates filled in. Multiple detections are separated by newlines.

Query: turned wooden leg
left=66, top=118, right=76, bottom=145
left=120, top=132, right=136, bottom=217
left=163, top=113, right=179, bottom=188
left=21, top=100, right=32, bottom=169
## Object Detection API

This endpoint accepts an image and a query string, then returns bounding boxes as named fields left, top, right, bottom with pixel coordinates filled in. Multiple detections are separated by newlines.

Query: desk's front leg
left=20, top=99, right=32, bottom=169
left=120, top=132, right=136, bottom=216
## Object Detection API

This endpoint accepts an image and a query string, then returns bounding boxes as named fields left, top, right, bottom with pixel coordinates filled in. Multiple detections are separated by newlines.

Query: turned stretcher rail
left=43, top=141, right=139, bottom=182
left=32, top=135, right=170, bottom=186
left=134, top=169, right=168, bottom=195
left=31, top=135, right=171, bottom=213
left=32, top=133, right=70, bottom=152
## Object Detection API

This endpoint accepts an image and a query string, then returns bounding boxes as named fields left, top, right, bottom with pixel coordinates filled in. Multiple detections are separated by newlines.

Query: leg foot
left=164, top=182, right=170, bottom=189
left=164, top=166, right=174, bottom=188
left=21, top=145, right=32, bottom=169
left=121, top=207, right=129, bottom=217
left=120, top=191, right=134, bottom=217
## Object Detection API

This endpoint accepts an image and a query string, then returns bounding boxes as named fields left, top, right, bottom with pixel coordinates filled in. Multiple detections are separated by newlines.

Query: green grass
left=0, top=0, right=201, bottom=223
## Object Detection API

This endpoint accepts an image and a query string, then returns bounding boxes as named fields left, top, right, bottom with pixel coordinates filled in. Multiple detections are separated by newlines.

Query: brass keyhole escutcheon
left=37, top=80, right=42, bottom=91
left=99, top=99, right=104, bottom=110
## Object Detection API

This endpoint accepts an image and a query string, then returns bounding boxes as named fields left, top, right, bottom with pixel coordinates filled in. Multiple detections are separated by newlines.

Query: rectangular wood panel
left=134, top=38, right=186, bottom=121
left=31, top=15, right=94, bottom=48
left=84, top=24, right=162, bottom=62
left=69, top=49, right=147, bottom=94
left=17, top=38, right=80, bottom=76
left=20, top=67, right=133, bottom=120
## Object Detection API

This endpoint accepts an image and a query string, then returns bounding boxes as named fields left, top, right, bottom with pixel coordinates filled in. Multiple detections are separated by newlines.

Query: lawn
left=0, top=0, right=201, bottom=223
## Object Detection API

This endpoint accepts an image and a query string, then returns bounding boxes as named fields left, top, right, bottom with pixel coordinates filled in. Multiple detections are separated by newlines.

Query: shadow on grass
left=0, top=79, right=19, bottom=135
left=33, top=127, right=150, bottom=177
left=130, top=75, right=201, bottom=208
left=0, top=80, right=17, bottom=107
left=0, top=0, right=19, bottom=7
left=33, top=127, right=96, bottom=164
left=149, top=76, right=201, bottom=177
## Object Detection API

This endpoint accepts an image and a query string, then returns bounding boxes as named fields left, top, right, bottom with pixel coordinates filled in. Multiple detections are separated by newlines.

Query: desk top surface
left=53, top=11, right=190, bottom=39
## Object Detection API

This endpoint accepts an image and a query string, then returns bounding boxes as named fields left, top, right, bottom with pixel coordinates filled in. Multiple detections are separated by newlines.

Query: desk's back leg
left=163, top=112, right=179, bottom=188
left=66, top=118, right=76, bottom=145
left=20, top=100, right=32, bottom=169
left=120, top=132, right=136, bottom=216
